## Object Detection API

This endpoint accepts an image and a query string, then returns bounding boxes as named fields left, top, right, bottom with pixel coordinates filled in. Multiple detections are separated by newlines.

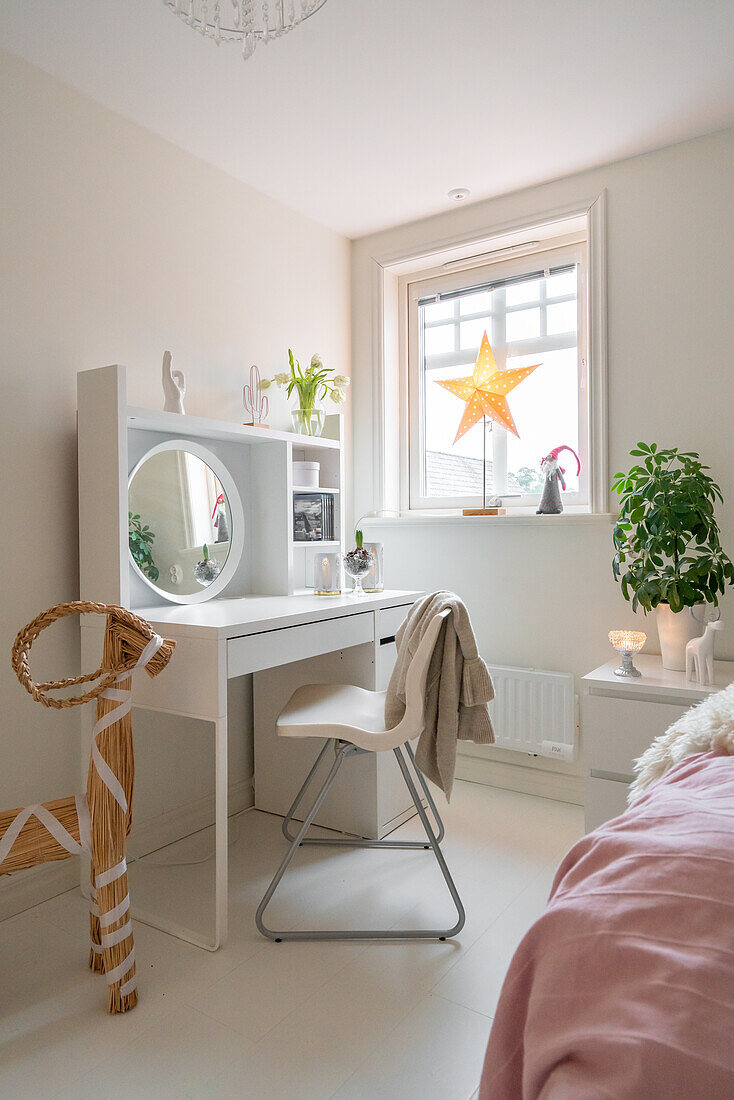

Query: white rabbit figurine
left=162, top=350, right=186, bottom=414
left=685, top=619, right=723, bottom=685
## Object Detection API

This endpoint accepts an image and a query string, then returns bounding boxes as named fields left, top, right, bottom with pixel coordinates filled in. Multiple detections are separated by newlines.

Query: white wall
left=351, top=127, right=734, bottom=797
left=0, top=50, right=349, bottom=906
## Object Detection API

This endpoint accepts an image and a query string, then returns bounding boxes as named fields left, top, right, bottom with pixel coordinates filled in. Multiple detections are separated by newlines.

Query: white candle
left=314, top=552, right=341, bottom=594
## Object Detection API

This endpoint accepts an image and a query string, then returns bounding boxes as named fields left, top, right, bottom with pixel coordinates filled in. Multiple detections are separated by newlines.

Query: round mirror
left=128, top=440, right=243, bottom=604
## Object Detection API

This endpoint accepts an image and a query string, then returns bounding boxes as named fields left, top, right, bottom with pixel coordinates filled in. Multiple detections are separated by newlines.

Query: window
left=181, top=450, right=222, bottom=548
left=406, top=241, right=589, bottom=511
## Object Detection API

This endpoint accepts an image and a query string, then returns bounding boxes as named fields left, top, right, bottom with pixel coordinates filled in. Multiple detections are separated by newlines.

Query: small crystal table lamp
left=608, top=630, right=647, bottom=678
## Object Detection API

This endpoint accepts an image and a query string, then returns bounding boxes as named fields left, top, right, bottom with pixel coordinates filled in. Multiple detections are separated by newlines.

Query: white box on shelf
left=293, top=460, right=320, bottom=487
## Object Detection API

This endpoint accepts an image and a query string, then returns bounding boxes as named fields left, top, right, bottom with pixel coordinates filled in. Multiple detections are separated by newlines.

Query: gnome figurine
left=537, top=445, right=581, bottom=514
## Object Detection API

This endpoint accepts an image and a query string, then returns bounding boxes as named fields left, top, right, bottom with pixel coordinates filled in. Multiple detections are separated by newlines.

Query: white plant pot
left=655, top=603, right=704, bottom=671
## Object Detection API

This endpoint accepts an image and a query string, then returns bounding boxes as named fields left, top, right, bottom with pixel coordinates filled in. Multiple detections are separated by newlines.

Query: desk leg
left=129, top=713, right=229, bottom=952
left=213, top=715, right=228, bottom=950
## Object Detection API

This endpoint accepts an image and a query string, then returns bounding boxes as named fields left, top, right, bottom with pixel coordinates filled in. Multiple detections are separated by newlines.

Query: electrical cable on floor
left=134, top=805, right=253, bottom=868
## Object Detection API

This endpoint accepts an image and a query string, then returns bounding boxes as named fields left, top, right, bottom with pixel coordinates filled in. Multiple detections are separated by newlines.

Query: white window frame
left=369, top=195, right=608, bottom=521
left=404, top=240, right=589, bottom=512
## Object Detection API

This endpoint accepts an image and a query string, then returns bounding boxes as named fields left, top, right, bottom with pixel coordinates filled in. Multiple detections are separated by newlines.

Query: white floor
left=0, top=781, right=583, bottom=1100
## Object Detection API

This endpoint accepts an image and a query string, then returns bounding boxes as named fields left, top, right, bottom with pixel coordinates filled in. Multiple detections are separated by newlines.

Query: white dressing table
left=103, top=590, right=419, bottom=950
left=77, top=365, right=420, bottom=950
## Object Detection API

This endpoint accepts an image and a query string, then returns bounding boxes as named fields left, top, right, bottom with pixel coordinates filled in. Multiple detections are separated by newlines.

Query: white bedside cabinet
left=582, top=655, right=734, bottom=832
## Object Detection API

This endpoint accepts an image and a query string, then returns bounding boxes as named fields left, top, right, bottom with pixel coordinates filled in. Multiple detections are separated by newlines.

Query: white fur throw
left=628, top=682, right=734, bottom=804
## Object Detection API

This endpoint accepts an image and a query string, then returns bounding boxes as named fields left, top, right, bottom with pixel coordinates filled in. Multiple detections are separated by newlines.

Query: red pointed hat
left=542, top=445, right=581, bottom=475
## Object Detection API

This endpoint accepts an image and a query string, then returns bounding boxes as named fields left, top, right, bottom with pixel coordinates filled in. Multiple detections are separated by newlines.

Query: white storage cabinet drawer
left=376, top=603, right=412, bottom=643
left=583, top=694, right=688, bottom=780
left=585, top=776, right=630, bottom=832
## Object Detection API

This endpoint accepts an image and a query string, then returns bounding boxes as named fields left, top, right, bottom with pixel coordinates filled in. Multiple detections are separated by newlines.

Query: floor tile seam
left=189, top=940, right=365, bottom=1043
left=323, top=986, right=439, bottom=1099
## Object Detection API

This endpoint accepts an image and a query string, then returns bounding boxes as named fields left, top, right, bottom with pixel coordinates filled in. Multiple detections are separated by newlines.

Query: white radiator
left=487, top=665, right=577, bottom=760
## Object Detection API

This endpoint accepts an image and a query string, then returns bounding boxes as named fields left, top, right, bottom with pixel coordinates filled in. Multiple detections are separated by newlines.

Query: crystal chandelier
left=163, top=1, right=329, bottom=60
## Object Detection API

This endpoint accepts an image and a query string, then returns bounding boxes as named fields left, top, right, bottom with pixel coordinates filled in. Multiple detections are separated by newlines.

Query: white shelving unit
left=289, top=435, right=345, bottom=592
left=127, top=406, right=340, bottom=450
left=293, top=485, right=340, bottom=493
left=78, top=365, right=345, bottom=605
left=77, top=365, right=421, bottom=946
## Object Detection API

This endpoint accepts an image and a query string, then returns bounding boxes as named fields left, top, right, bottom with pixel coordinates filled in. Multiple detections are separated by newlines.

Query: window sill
left=362, top=509, right=614, bottom=529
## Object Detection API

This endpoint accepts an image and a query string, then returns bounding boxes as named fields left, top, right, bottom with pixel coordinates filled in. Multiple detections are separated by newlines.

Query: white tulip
left=273, top=371, right=290, bottom=386
left=333, top=374, right=350, bottom=388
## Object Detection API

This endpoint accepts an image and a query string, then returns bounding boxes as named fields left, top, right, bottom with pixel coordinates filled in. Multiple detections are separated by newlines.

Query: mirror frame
left=128, top=439, right=244, bottom=604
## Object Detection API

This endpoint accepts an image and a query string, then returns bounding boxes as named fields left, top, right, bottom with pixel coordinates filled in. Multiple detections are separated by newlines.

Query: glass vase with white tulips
left=262, top=350, right=349, bottom=437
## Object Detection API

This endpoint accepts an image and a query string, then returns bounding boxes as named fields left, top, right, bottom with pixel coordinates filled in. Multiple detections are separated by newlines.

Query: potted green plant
left=612, top=443, right=734, bottom=669
left=263, top=350, right=349, bottom=437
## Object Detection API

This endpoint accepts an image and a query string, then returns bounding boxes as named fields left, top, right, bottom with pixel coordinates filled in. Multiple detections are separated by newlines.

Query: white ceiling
left=3, top=1, right=734, bottom=238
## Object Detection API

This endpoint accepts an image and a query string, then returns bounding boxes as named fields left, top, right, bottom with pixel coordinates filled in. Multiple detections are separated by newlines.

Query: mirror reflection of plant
left=612, top=442, right=734, bottom=613
left=128, top=512, right=159, bottom=582
left=262, top=351, right=349, bottom=412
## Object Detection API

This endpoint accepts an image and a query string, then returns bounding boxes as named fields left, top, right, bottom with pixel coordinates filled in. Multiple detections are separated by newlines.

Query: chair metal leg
left=281, top=739, right=445, bottom=850
left=256, top=740, right=350, bottom=941
left=393, top=746, right=465, bottom=938
left=281, top=739, right=333, bottom=842
left=256, top=742, right=465, bottom=942
left=404, top=741, right=445, bottom=844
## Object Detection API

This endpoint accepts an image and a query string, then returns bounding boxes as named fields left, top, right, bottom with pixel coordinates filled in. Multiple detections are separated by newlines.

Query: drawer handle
left=379, top=635, right=396, bottom=646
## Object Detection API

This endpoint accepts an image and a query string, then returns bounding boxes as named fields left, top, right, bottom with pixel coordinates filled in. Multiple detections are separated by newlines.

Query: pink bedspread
left=480, top=750, right=734, bottom=1099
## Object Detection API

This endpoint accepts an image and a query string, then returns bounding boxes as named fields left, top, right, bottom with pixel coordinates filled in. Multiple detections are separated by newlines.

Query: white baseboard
left=455, top=752, right=584, bottom=805
left=0, top=859, right=78, bottom=922
left=128, top=776, right=254, bottom=861
left=0, top=778, right=254, bottom=923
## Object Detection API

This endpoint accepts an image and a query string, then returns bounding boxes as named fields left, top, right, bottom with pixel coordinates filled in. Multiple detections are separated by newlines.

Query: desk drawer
left=377, top=603, right=412, bottom=643
left=228, top=613, right=374, bottom=678
left=583, top=694, right=687, bottom=778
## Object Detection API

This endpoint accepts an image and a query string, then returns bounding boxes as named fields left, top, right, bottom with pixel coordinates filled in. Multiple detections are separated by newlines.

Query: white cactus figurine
left=685, top=619, right=723, bottom=685
left=162, top=350, right=186, bottom=414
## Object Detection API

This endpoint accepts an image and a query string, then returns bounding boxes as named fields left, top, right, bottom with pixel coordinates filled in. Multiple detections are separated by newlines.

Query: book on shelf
left=293, top=493, right=335, bottom=542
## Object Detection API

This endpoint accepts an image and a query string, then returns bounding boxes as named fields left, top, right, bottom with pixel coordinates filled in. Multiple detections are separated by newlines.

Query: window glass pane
left=423, top=299, right=454, bottom=323
left=505, top=277, right=540, bottom=306
left=546, top=268, right=576, bottom=299
left=547, top=300, right=577, bottom=335
left=423, top=323, right=454, bottom=356
left=416, top=258, right=582, bottom=503
left=423, top=363, right=495, bottom=498
left=459, top=290, right=491, bottom=315
left=460, top=318, right=489, bottom=351
left=506, top=307, right=540, bottom=341
left=504, top=348, right=580, bottom=493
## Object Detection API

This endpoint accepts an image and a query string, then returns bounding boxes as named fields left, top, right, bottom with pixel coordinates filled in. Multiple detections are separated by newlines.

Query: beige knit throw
left=385, top=591, right=494, bottom=799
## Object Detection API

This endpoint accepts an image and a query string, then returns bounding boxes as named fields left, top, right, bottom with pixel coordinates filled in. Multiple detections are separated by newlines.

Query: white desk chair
left=256, top=608, right=466, bottom=942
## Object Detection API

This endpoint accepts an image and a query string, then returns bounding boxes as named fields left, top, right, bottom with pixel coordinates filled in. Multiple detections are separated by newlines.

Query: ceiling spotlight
left=448, top=188, right=471, bottom=202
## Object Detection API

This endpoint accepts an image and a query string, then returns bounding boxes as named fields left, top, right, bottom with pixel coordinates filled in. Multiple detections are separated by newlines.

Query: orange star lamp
left=436, top=331, right=540, bottom=514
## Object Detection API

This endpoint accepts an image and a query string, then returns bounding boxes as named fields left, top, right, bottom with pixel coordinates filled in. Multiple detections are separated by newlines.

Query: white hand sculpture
left=162, top=350, right=186, bottom=414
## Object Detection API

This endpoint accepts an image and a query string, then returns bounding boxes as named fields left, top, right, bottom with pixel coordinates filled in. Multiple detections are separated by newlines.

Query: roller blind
left=416, top=263, right=575, bottom=305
